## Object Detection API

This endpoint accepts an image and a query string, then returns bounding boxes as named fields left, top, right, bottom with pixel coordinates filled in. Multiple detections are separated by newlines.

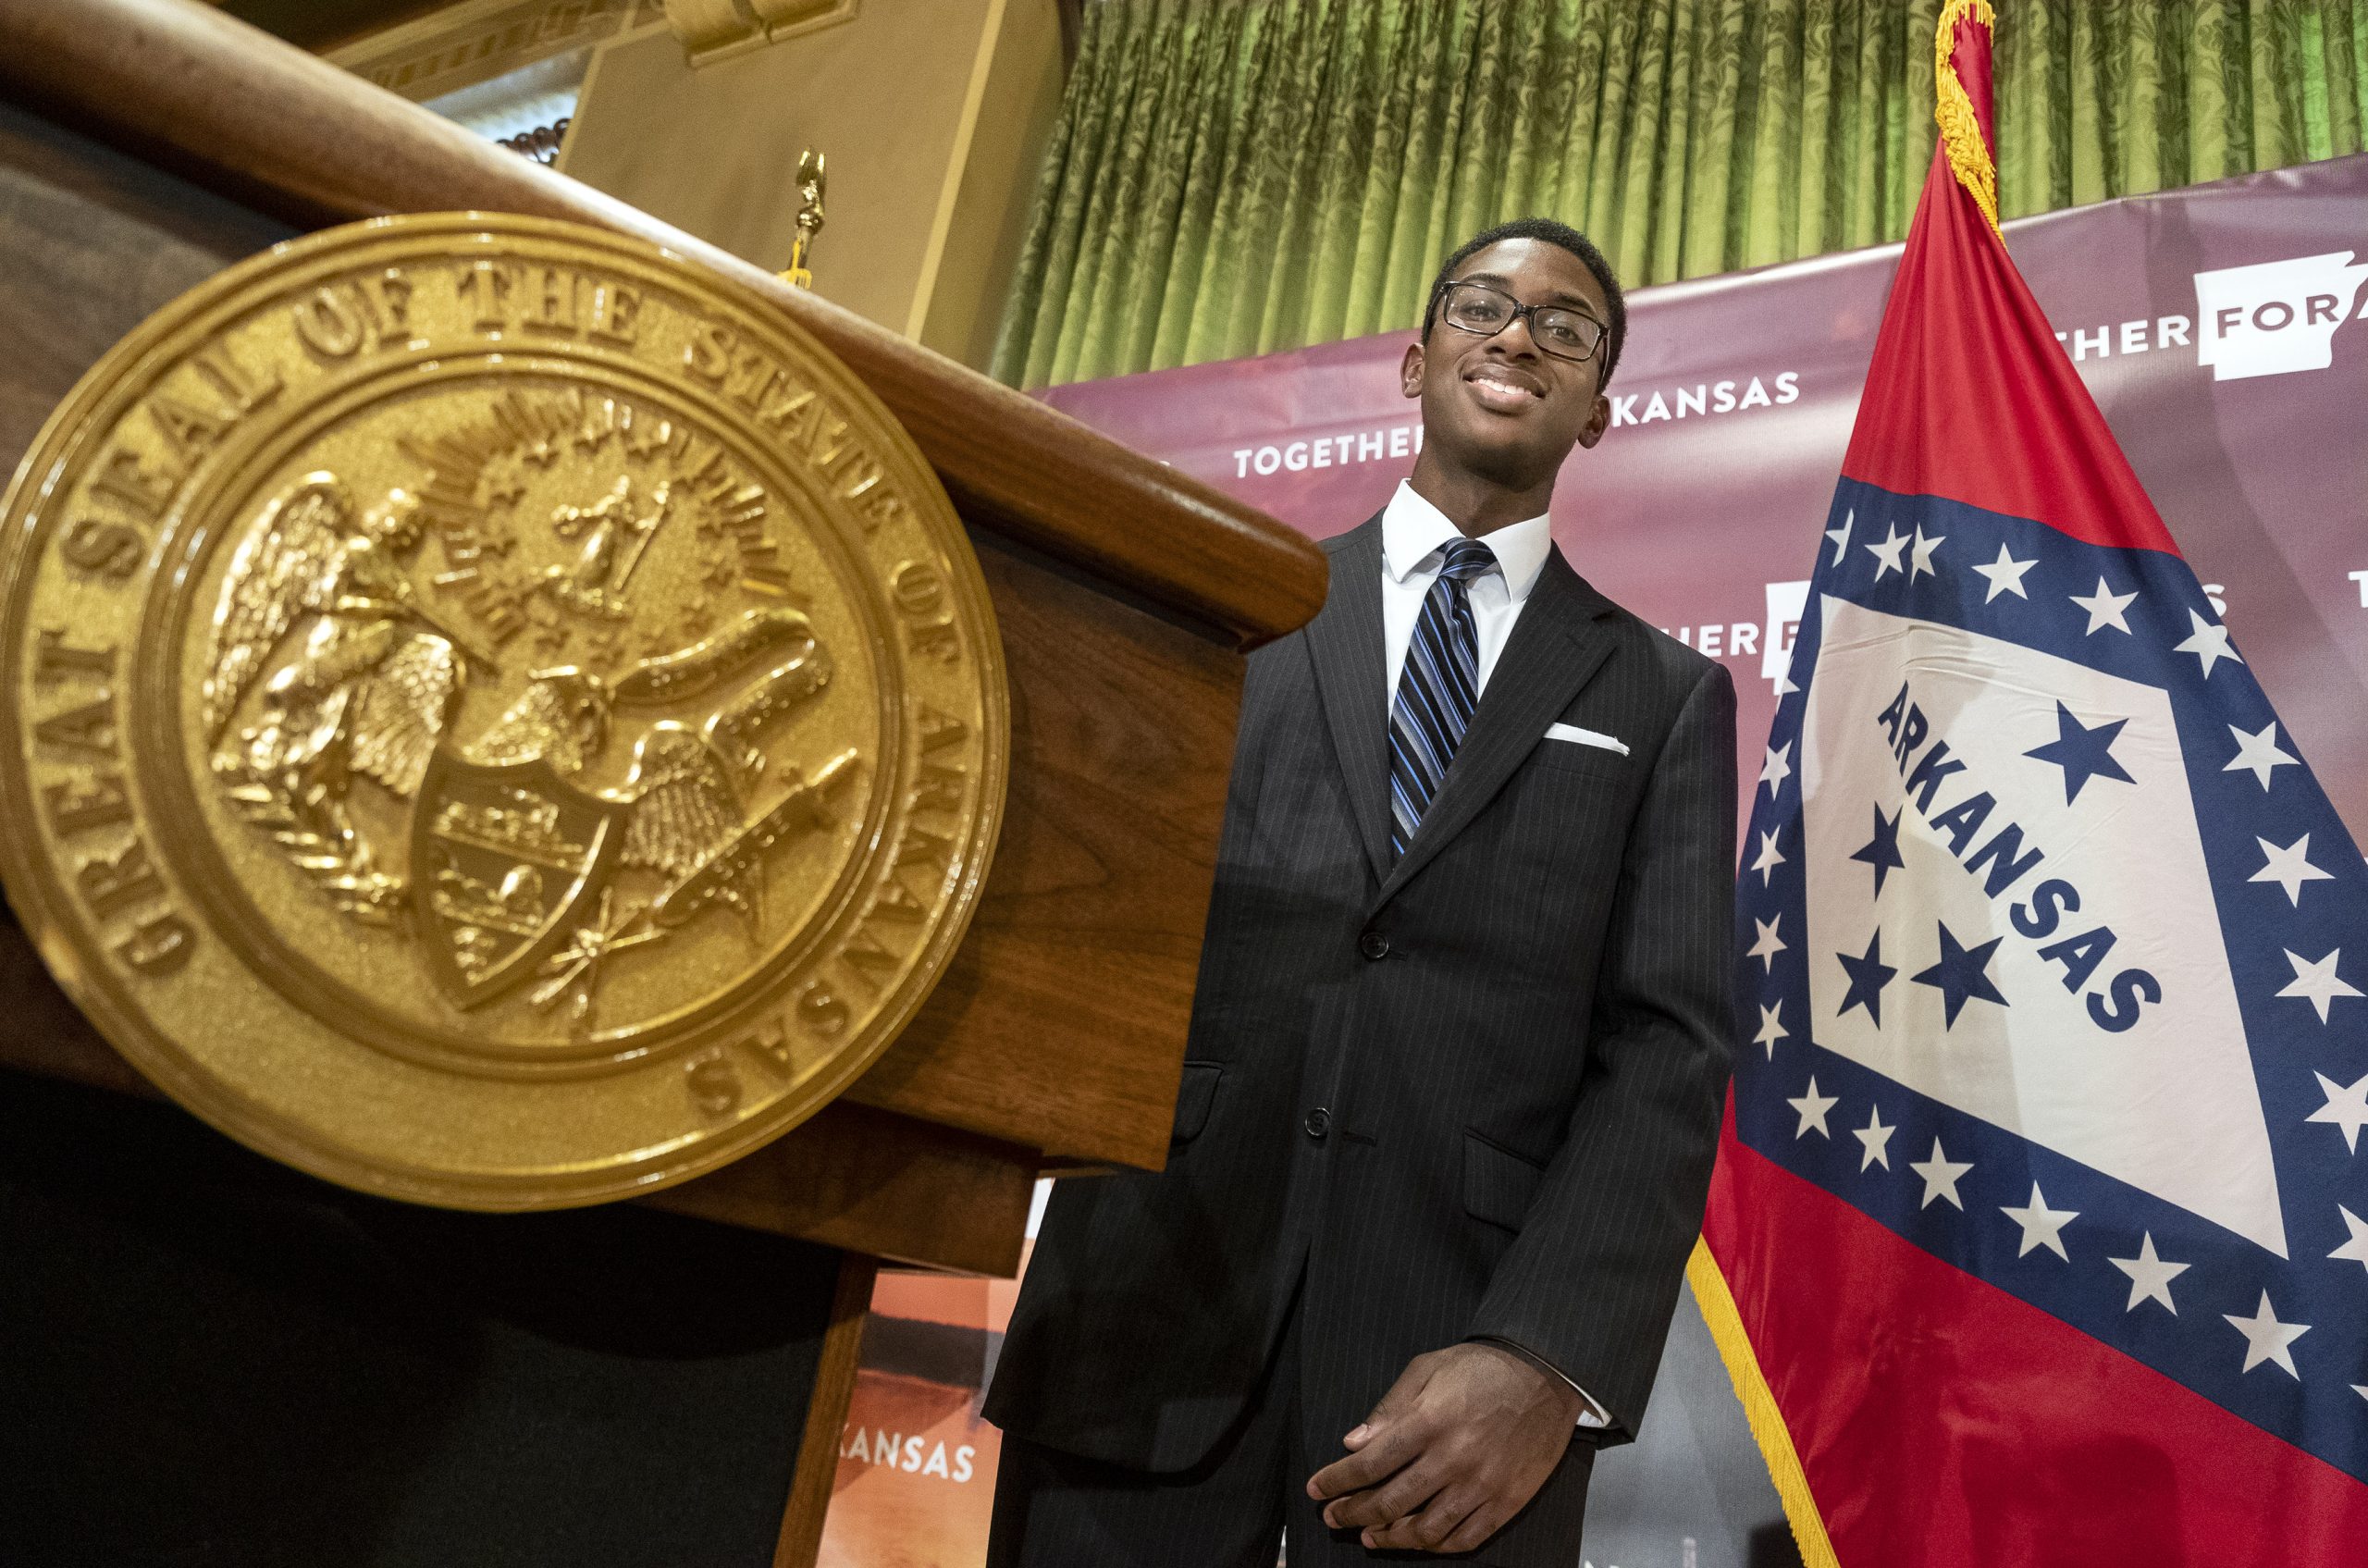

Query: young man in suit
left=984, top=217, right=1738, bottom=1563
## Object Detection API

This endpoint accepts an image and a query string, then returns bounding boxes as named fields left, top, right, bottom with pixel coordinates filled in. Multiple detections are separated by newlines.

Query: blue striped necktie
left=1388, top=536, right=1498, bottom=857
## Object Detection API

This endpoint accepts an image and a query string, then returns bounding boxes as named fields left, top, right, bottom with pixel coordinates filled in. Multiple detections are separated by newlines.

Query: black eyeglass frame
left=1428, top=279, right=1608, bottom=364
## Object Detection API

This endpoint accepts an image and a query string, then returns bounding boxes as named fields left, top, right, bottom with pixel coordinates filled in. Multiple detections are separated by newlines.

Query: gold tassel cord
left=1685, top=1238, right=1844, bottom=1568
left=1933, top=0, right=2002, bottom=237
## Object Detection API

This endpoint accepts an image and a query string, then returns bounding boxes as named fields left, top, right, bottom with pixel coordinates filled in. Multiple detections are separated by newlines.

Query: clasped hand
left=1303, top=1340, right=1583, bottom=1553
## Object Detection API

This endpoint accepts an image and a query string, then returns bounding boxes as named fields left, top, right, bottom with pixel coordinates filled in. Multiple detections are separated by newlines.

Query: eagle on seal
left=472, top=611, right=832, bottom=935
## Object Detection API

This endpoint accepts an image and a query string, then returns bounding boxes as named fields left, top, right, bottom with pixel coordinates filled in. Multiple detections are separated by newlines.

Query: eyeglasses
left=1433, top=280, right=1606, bottom=363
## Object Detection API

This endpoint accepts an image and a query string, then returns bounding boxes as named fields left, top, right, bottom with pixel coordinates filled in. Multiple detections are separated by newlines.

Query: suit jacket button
left=1358, top=931, right=1389, bottom=960
left=1303, top=1107, right=1331, bottom=1140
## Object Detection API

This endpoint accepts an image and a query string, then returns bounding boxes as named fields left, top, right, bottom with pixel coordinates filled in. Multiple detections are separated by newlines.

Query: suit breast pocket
left=1529, top=741, right=1629, bottom=784
left=1462, top=1130, right=1548, bottom=1232
left=1508, top=743, right=1633, bottom=895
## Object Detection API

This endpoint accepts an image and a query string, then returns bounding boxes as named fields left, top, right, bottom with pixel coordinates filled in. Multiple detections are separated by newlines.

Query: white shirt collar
left=1379, top=480, right=1553, bottom=602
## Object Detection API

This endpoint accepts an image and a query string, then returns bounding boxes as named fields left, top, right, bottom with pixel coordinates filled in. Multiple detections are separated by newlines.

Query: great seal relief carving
left=0, top=213, right=1006, bottom=1208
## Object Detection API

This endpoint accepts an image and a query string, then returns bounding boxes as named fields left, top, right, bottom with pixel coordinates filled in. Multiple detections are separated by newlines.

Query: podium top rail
left=0, top=0, right=1327, bottom=651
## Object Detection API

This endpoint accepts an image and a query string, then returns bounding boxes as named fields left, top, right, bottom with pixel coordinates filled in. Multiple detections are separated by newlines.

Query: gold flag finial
left=782, top=149, right=827, bottom=290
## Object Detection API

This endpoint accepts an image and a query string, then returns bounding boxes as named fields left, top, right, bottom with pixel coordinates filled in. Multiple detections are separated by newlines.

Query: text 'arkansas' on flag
left=1691, top=3, right=2368, bottom=1564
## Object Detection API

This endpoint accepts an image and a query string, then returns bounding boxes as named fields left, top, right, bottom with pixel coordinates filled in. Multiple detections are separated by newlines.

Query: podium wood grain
left=844, top=536, right=1240, bottom=1167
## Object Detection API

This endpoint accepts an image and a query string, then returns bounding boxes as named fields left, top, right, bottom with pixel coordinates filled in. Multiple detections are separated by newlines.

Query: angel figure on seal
left=203, top=471, right=486, bottom=922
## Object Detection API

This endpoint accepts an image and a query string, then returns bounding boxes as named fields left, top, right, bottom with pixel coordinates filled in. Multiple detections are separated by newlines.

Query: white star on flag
left=1750, top=829, right=1787, bottom=885
left=2308, top=1069, right=2368, bottom=1154
left=1865, top=525, right=1910, bottom=579
left=1908, top=526, right=1946, bottom=580
left=1788, top=1078, right=1838, bottom=1140
left=2174, top=608, right=2243, bottom=677
left=2276, top=948, right=2362, bottom=1023
left=1747, top=915, right=1787, bottom=974
left=2107, top=1232, right=2190, bottom=1314
left=2002, top=1183, right=2078, bottom=1260
left=1825, top=509, right=1855, bottom=566
left=1908, top=1138, right=1972, bottom=1210
left=2250, top=834, right=2333, bottom=906
left=2330, top=1206, right=2368, bottom=1276
left=2223, top=722, right=2299, bottom=790
left=2224, top=1291, right=2309, bottom=1378
left=1854, top=1106, right=1895, bottom=1171
left=1753, top=1003, right=1786, bottom=1059
left=1970, top=543, right=2036, bottom=601
left=2069, top=576, right=2138, bottom=635
left=1760, top=740, right=1794, bottom=796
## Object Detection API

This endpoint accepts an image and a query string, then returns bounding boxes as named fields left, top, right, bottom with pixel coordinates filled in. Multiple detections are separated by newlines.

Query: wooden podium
left=0, top=3, right=1324, bottom=1562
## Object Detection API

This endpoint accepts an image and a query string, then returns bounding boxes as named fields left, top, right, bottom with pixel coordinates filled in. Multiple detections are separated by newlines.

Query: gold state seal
left=0, top=214, right=1006, bottom=1208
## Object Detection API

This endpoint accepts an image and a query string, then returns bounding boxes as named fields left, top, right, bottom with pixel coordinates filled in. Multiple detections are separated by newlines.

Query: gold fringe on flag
left=1933, top=0, right=2001, bottom=236
left=1685, top=1238, right=1844, bottom=1568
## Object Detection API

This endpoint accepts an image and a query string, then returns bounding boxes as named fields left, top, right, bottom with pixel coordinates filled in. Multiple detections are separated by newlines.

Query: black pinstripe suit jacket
left=984, top=513, right=1738, bottom=1475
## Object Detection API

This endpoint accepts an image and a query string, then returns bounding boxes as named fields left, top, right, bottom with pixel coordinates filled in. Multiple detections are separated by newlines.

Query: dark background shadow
left=0, top=1069, right=841, bottom=1568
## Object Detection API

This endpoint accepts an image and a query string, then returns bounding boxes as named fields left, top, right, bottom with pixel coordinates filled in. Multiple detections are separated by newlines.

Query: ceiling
left=213, top=0, right=468, bottom=52
left=216, top=0, right=1085, bottom=60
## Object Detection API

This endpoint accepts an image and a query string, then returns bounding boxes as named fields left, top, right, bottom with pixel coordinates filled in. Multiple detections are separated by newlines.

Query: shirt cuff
left=1467, top=1336, right=1610, bottom=1429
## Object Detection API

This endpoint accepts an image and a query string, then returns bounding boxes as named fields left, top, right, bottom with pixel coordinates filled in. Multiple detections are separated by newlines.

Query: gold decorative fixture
left=662, top=0, right=857, bottom=65
left=781, top=149, right=826, bottom=290
left=497, top=117, right=572, bottom=165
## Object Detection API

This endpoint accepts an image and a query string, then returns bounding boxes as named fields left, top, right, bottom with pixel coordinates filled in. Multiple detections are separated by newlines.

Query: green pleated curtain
left=994, top=0, right=2368, bottom=388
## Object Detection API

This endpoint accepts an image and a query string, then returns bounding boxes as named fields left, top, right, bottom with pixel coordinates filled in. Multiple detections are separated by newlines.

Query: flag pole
left=1692, top=11, right=2004, bottom=1566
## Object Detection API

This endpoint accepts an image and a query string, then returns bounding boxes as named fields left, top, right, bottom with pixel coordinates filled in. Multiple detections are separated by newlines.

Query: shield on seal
left=410, top=748, right=626, bottom=1008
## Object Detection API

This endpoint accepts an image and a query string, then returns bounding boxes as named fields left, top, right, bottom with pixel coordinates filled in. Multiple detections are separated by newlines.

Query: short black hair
left=1423, top=217, right=1627, bottom=389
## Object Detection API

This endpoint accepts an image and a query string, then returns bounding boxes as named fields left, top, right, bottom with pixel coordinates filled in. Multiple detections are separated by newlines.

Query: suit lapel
left=1303, top=517, right=1395, bottom=883
left=1375, top=547, right=1617, bottom=905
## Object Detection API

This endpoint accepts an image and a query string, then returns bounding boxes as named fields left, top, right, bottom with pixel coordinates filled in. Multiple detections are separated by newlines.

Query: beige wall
left=560, top=0, right=1063, bottom=370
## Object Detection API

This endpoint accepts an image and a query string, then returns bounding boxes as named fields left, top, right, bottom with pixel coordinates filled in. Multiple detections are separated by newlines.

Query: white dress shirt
left=1380, top=481, right=1555, bottom=718
left=1376, top=481, right=1610, bottom=1432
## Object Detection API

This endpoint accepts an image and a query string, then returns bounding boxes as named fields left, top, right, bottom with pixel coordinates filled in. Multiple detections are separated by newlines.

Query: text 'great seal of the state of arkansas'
left=0, top=213, right=1007, bottom=1209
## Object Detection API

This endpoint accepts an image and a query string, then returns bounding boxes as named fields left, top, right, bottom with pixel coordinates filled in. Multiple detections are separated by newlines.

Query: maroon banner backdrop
left=1021, top=154, right=2368, bottom=1568
left=1045, top=154, right=2368, bottom=859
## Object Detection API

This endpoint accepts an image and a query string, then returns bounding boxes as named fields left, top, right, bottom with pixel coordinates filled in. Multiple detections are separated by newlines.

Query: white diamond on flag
left=1797, top=596, right=2286, bottom=1255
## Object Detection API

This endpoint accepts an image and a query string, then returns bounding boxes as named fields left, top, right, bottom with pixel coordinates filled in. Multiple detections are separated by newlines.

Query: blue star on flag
left=1836, top=930, right=1898, bottom=1027
left=2025, top=701, right=2135, bottom=805
left=1911, top=920, right=2009, bottom=1028
left=1850, top=803, right=1907, bottom=898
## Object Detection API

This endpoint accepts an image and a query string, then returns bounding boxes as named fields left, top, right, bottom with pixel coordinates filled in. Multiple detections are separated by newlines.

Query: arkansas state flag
left=1694, top=4, right=2368, bottom=1562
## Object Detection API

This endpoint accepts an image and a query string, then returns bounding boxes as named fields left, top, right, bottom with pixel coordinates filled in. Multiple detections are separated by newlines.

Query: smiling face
left=1401, top=238, right=1613, bottom=502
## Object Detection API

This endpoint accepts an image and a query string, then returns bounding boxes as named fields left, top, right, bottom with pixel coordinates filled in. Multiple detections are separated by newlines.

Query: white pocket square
left=1545, top=722, right=1629, bottom=756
